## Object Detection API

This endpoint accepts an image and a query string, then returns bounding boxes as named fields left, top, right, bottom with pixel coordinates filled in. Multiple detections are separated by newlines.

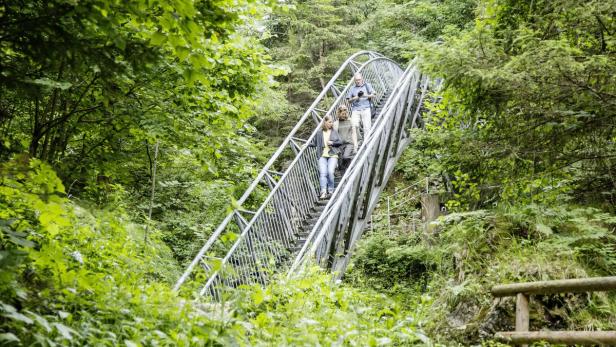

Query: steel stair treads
left=289, top=61, right=435, bottom=279
left=174, top=51, right=434, bottom=299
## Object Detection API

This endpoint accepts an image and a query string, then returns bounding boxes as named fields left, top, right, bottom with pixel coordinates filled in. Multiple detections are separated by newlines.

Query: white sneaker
left=320, top=191, right=327, bottom=199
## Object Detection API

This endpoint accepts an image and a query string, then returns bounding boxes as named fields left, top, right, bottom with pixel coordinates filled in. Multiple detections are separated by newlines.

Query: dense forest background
left=1, top=0, right=615, bottom=345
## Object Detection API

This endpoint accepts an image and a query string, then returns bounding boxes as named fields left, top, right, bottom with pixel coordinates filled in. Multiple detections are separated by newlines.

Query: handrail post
left=515, top=293, right=530, bottom=347
left=387, top=196, right=391, bottom=237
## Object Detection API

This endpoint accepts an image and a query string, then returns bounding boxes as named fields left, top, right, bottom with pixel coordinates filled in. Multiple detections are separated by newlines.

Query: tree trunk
left=318, top=42, right=326, bottom=90
left=29, top=97, right=42, bottom=156
left=421, top=194, right=440, bottom=223
left=421, top=194, right=441, bottom=235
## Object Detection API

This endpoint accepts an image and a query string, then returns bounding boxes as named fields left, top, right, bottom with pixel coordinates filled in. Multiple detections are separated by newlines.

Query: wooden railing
left=491, top=276, right=616, bottom=345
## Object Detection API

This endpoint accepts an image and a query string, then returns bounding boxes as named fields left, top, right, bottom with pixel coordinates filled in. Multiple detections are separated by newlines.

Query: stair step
left=311, top=207, right=325, bottom=213
left=302, top=216, right=319, bottom=226
left=312, top=205, right=326, bottom=213
left=177, top=56, right=416, bottom=298
left=295, top=231, right=309, bottom=238
left=304, top=222, right=316, bottom=231
left=307, top=212, right=321, bottom=219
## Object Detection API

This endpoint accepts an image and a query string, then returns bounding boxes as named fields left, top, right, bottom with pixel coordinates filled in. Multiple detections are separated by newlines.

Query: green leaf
left=0, top=333, right=19, bottom=343
left=0, top=303, right=17, bottom=313
left=176, top=47, right=190, bottom=61
left=182, top=68, right=197, bottom=84
left=28, top=311, right=52, bottom=332
left=5, top=229, right=35, bottom=248
left=221, top=232, right=238, bottom=244
left=113, top=36, right=126, bottom=50
left=150, top=32, right=167, bottom=46
left=53, top=323, right=77, bottom=340
left=28, top=78, right=72, bottom=90
left=3, top=311, right=34, bottom=325
left=535, top=223, right=553, bottom=236
left=209, top=258, right=223, bottom=272
left=251, top=287, right=264, bottom=305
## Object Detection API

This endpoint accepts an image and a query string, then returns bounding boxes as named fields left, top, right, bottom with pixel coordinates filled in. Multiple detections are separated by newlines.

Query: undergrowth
left=0, top=157, right=432, bottom=346
left=348, top=205, right=616, bottom=345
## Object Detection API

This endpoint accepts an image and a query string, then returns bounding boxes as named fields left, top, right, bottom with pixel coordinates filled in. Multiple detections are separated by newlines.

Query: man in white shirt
left=346, top=72, right=375, bottom=139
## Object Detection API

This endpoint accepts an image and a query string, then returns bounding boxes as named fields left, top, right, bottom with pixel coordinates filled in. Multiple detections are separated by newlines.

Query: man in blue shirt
left=346, top=72, right=375, bottom=143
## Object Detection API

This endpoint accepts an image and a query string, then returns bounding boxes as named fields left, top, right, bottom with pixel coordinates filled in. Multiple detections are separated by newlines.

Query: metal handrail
left=289, top=59, right=433, bottom=277
left=174, top=51, right=402, bottom=295
left=195, top=58, right=401, bottom=296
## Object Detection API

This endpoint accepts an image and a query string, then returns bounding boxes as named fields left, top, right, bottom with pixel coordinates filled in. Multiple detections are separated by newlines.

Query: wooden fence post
left=492, top=277, right=616, bottom=345
left=516, top=293, right=529, bottom=347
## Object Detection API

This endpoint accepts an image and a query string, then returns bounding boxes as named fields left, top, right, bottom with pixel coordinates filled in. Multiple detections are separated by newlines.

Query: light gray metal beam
left=288, top=60, right=437, bottom=279
left=174, top=51, right=401, bottom=295
left=174, top=50, right=439, bottom=298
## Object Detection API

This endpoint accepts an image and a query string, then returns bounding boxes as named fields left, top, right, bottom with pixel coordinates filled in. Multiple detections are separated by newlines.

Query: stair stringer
left=174, top=51, right=405, bottom=298
left=289, top=60, right=435, bottom=279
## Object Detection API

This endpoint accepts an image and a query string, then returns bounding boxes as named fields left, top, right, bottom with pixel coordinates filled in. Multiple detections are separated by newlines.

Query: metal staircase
left=289, top=60, right=432, bottom=277
left=174, top=51, right=434, bottom=297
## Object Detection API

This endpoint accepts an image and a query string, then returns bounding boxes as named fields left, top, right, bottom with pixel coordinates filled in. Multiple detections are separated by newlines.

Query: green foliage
left=127, top=142, right=271, bottom=265
left=233, top=268, right=433, bottom=346
left=347, top=233, right=437, bottom=290
left=395, top=129, right=446, bottom=183
left=265, top=0, right=365, bottom=106
left=0, top=157, right=204, bottom=345
left=349, top=204, right=616, bottom=344
left=415, top=0, right=616, bottom=210
left=0, top=0, right=290, bottom=266
left=0, top=158, right=438, bottom=345
left=363, top=0, right=477, bottom=61
left=349, top=2, right=616, bottom=343
left=3, top=0, right=615, bottom=345
left=1, top=0, right=273, bottom=163
left=250, top=85, right=303, bottom=142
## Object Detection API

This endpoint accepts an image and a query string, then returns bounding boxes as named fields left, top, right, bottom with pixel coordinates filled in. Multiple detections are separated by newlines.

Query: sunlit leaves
left=233, top=269, right=431, bottom=345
